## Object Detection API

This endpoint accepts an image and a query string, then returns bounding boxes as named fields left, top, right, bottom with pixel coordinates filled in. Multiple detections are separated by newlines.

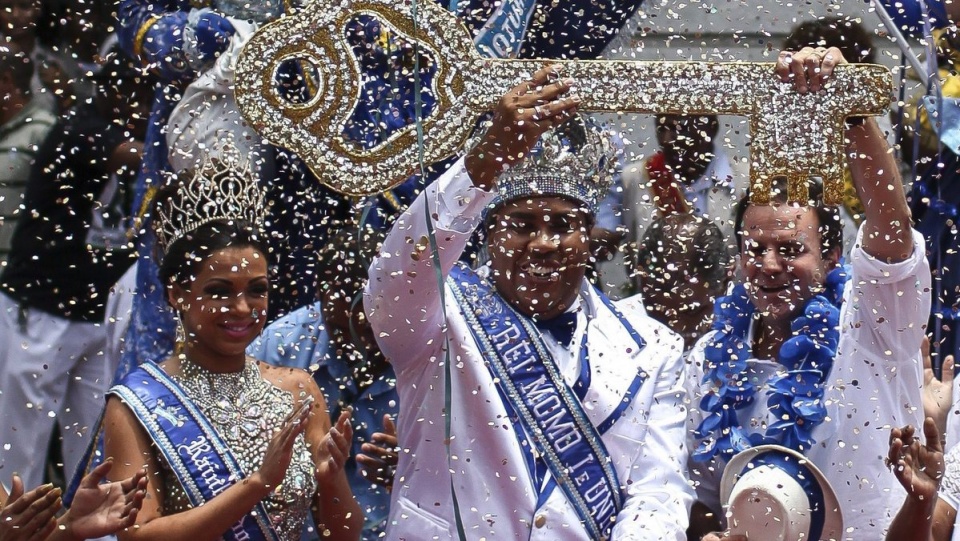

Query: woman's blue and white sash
left=448, top=263, right=639, bottom=539
left=110, top=362, right=279, bottom=541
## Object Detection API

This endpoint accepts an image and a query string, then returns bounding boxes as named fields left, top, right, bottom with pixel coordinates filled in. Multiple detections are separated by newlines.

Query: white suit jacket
left=365, top=158, right=694, bottom=540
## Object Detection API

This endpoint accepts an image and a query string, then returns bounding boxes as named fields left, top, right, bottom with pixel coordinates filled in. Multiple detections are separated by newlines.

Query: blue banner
left=110, top=363, right=279, bottom=541
left=448, top=263, right=626, bottom=538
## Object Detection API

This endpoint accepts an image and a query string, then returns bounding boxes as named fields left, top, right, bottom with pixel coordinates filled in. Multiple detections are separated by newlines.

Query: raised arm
left=845, top=117, right=913, bottom=262
left=775, top=46, right=913, bottom=262
left=363, top=158, right=495, bottom=366
left=885, top=418, right=950, bottom=541
left=364, top=64, right=579, bottom=367
left=464, top=64, right=580, bottom=190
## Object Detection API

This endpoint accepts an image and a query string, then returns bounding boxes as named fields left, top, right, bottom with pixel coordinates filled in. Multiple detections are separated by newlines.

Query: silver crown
left=154, top=151, right=266, bottom=255
left=492, top=115, right=619, bottom=213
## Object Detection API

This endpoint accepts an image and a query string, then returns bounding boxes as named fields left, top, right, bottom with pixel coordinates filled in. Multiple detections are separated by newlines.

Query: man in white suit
left=365, top=65, right=693, bottom=540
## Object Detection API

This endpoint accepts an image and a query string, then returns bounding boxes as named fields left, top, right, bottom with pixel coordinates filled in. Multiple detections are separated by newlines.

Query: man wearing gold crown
left=364, top=64, right=693, bottom=539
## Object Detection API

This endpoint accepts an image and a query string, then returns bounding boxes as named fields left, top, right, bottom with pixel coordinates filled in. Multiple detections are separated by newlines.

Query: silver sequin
left=234, top=0, right=891, bottom=204
left=159, top=360, right=317, bottom=541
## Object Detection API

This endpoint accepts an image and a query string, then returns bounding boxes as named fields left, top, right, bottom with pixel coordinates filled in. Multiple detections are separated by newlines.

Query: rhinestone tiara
left=491, top=115, right=619, bottom=214
left=154, top=151, right=266, bottom=255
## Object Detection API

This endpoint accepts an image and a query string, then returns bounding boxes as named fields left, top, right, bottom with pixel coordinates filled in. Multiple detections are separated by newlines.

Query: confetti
left=236, top=0, right=892, bottom=204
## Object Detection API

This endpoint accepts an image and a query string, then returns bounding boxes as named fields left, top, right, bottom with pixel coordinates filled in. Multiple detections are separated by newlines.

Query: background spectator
left=597, top=114, right=747, bottom=296
left=0, top=48, right=151, bottom=490
left=636, top=213, right=731, bottom=350
left=0, top=41, right=55, bottom=264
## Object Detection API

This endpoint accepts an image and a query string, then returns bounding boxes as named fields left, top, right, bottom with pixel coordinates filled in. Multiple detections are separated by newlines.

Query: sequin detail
left=234, top=0, right=891, bottom=203
left=160, top=360, right=316, bottom=541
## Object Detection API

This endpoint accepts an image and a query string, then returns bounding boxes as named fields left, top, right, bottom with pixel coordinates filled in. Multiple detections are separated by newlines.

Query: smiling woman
left=98, top=155, right=363, bottom=541
left=159, top=223, right=270, bottom=364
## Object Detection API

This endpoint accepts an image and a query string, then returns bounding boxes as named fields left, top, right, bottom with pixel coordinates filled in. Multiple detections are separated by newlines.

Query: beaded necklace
left=692, top=266, right=848, bottom=463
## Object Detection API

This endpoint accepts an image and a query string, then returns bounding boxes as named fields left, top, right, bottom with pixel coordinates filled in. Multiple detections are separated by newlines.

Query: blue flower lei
left=693, top=265, right=849, bottom=463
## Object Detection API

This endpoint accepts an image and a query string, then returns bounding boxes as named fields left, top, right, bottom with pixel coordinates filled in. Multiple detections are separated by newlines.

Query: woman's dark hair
left=152, top=183, right=268, bottom=290
left=733, top=177, right=843, bottom=259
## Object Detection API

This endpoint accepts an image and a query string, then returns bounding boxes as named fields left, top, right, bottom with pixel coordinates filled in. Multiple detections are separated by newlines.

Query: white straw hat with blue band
left=720, top=445, right=843, bottom=541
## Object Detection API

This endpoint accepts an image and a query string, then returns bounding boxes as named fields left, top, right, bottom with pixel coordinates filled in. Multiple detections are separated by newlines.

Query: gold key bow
left=235, top=0, right=892, bottom=204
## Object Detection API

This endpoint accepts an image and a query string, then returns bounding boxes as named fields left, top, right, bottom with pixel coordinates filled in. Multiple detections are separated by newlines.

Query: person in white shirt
left=364, top=64, right=693, bottom=540
left=621, top=114, right=747, bottom=244
left=595, top=114, right=747, bottom=297
left=695, top=47, right=931, bottom=540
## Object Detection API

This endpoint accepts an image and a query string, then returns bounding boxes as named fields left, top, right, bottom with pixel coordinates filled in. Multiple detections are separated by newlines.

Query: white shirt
left=596, top=150, right=748, bottom=297
left=938, top=443, right=960, bottom=540
left=620, top=149, right=748, bottom=245
left=365, top=158, right=694, bottom=540
left=685, top=225, right=931, bottom=539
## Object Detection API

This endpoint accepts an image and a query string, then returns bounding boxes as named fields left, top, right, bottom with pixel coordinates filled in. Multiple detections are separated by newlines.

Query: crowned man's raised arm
left=365, top=64, right=580, bottom=366
left=365, top=64, right=692, bottom=540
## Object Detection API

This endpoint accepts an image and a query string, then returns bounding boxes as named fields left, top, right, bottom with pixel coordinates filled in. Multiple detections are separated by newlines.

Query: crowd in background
left=1, top=0, right=960, bottom=539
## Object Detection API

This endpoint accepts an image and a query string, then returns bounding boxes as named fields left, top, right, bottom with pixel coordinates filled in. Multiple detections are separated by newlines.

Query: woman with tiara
left=100, top=154, right=364, bottom=541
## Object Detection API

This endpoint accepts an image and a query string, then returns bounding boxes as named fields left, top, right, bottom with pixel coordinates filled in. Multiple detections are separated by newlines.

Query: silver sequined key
left=234, top=0, right=892, bottom=204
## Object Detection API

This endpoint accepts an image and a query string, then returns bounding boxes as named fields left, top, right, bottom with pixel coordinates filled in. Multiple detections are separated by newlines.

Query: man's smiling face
left=487, top=196, right=592, bottom=321
left=739, top=203, right=838, bottom=326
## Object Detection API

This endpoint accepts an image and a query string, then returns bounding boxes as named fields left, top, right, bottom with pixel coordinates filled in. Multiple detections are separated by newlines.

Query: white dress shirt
left=685, top=225, right=931, bottom=539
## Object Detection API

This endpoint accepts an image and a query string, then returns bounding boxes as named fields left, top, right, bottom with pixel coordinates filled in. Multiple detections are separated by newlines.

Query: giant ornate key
left=235, top=0, right=892, bottom=204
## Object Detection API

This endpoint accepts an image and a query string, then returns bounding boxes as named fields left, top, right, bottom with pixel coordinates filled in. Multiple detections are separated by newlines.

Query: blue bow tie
left=534, top=311, right=579, bottom=348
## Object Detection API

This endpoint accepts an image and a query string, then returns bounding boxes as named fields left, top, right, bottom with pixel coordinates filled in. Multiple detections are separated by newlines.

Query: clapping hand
left=356, top=414, right=399, bottom=490
left=59, top=459, right=148, bottom=539
left=315, top=409, right=354, bottom=487
left=889, top=417, right=945, bottom=503
left=257, top=397, right=312, bottom=491
left=0, top=476, right=60, bottom=541
left=922, top=335, right=956, bottom=437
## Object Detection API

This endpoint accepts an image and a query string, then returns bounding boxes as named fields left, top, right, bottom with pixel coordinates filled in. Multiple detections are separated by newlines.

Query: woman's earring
left=175, top=311, right=186, bottom=345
